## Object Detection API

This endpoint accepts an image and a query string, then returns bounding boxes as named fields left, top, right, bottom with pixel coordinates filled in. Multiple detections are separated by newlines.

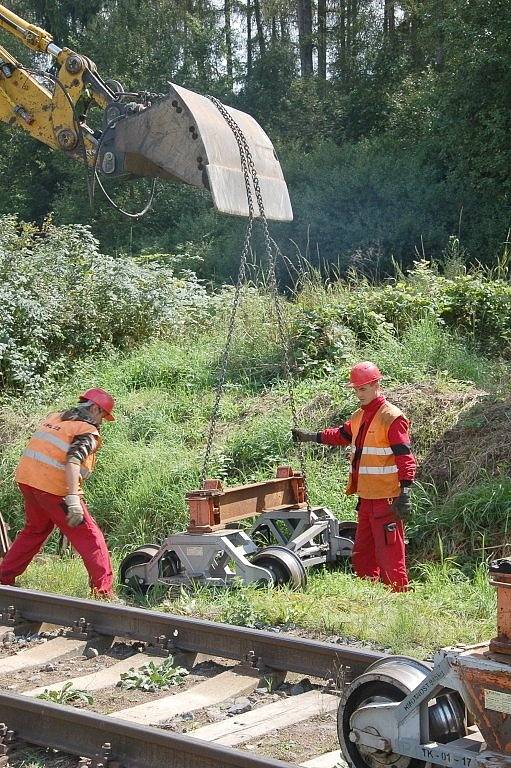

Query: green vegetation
left=0, top=215, right=211, bottom=392
left=1, top=1, right=510, bottom=277
left=3, top=259, right=507, bottom=554
left=4, top=746, right=70, bottom=768
left=118, top=656, right=189, bottom=692
left=18, top=555, right=496, bottom=659
left=171, top=561, right=496, bottom=659
left=38, top=682, right=93, bottom=705
left=0, top=232, right=508, bottom=657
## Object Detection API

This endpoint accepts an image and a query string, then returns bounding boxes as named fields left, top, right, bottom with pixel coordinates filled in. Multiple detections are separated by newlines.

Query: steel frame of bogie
left=250, top=506, right=355, bottom=567
left=122, top=506, right=356, bottom=590
left=128, top=527, right=276, bottom=588
left=342, top=645, right=511, bottom=768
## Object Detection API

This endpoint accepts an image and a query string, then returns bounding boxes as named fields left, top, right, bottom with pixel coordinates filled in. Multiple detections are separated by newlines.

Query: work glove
left=63, top=494, right=84, bottom=528
left=390, top=485, right=412, bottom=522
left=291, top=428, right=318, bottom=443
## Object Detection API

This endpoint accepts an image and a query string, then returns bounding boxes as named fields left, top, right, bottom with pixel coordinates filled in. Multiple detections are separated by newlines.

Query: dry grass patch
left=420, top=397, right=511, bottom=494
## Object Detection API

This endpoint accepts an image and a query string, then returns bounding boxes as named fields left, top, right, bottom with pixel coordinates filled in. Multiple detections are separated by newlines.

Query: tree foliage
left=0, top=0, right=510, bottom=275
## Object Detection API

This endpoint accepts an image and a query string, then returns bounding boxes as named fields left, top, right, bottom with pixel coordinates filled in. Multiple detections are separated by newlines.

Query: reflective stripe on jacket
left=15, top=413, right=100, bottom=497
left=346, top=403, right=404, bottom=499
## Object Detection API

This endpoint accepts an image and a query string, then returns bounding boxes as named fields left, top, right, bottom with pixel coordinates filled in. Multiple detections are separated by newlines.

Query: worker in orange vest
left=0, top=388, right=115, bottom=597
left=293, top=362, right=415, bottom=592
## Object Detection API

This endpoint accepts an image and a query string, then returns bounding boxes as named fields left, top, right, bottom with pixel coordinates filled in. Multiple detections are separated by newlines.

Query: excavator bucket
left=111, top=83, right=293, bottom=222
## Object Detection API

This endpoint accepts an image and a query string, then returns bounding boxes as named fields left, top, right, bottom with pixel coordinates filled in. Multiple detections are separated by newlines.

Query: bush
left=291, top=260, right=511, bottom=377
left=442, top=275, right=511, bottom=356
left=292, top=307, right=358, bottom=376
left=0, top=215, right=212, bottom=393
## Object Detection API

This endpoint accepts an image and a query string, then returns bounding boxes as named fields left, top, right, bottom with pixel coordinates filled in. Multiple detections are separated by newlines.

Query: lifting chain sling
left=200, top=96, right=311, bottom=512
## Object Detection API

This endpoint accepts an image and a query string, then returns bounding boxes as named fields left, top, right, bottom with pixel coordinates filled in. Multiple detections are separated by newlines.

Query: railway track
left=0, top=587, right=385, bottom=768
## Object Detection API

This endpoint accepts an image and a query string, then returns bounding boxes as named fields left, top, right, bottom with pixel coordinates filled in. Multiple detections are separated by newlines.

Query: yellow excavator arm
left=0, top=4, right=293, bottom=221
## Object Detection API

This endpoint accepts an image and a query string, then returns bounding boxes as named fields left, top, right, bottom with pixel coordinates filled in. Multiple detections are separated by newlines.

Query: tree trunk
left=384, top=0, right=395, bottom=37
left=336, top=0, right=346, bottom=78
left=247, top=0, right=253, bottom=76
left=346, top=0, right=352, bottom=56
left=347, top=0, right=358, bottom=67
left=271, top=14, right=277, bottom=43
left=317, top=0, right=327, bottom=79
left=225, top=0, right=233, bottom=84
left=402, top=6, right=421, bottom=68
left=435, top=0, right=445, bottom=70
left=297, top=0, right=313, bottom=76
left=253, top=0, right=266, bottom=55
left=410, top=11, right=420, bottom=68
left=224, top=0, right=232, bottom=86
left=182, top=6, right=190, bottom=74
left=340, top=0, right=346, bottom=55
left=279, top=11, right=288, bottom=40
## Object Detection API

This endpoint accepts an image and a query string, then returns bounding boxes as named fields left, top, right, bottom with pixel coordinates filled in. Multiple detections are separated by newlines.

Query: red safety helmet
left=79, top=388, right=116, bottom=421
left=348, top=361, right=382, bottom=388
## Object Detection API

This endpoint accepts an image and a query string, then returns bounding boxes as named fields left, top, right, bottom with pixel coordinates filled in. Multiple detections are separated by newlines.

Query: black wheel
left=340, top=680, right=426, bottom=768
left=119, top=544, right=159, bottom=595
left=159, top=550, right=181, bottom=579
left=338, top=657, right=466, bottom=768
left=338, top=521, right=357, bottom=544
left=251, top=546, right=307, bottom=589
left=337, top=521, right=357, bottom=562
left=251, top=523, right=274, bottom=547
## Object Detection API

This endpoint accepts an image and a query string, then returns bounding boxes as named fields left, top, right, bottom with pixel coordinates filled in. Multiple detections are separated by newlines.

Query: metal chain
left=205, top=96, right=312, bottom=510
left=199, top=101, right=255, bottom=485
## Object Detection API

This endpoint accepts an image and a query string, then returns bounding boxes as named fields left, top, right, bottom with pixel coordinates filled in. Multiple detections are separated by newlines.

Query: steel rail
left=0, top=587, right=385, bottom=679
left=0, top=691, right=294, bottom=768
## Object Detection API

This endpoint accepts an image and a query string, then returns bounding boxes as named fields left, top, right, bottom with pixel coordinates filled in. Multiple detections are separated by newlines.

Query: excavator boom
left=0, top=4, right=293, bottom=221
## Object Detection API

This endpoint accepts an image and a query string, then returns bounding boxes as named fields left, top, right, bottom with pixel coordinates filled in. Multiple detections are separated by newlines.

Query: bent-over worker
left=293, top=362, right=415, bottom=592
left=0, top=388, right=115, bottom=597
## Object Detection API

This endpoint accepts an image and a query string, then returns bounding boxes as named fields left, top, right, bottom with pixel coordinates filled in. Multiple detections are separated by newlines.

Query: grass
left=17, top=553, right=496, bottom=659
left=0, top=281, right=509, bottom=657
left=166, top=559, right=496, bottom=658
left=38, top=682, right=93, bottom=705
left=5, top=748, right=73, bottom=768
left=411, top=477, right=511, bottom=560
left=363, top=317, right=498, bottom=389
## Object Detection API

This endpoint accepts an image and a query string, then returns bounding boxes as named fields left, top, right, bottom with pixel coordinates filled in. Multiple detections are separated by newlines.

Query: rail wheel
left=338, top=657, right=466, bottom=768
left=251, top=546, right=307, bottom=589
left=119, top=544, right=159, bottom=594
left=120, top=545, right=182, bottom=595
left=338, top=521, right=357, bottom=544
left=337, top=521, right=357, bottom=561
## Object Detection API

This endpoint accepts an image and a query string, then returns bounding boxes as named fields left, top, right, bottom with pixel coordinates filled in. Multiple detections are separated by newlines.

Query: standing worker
left=0, top=388, right=116, bottom=597
left=292, top=362, right=415, bottom=592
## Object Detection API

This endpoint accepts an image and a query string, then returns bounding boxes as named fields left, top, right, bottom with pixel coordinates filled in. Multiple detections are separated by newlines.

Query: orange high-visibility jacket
left=16, top=413, right=100, bottom=497
left=346, top=403, right=403, bottom=499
